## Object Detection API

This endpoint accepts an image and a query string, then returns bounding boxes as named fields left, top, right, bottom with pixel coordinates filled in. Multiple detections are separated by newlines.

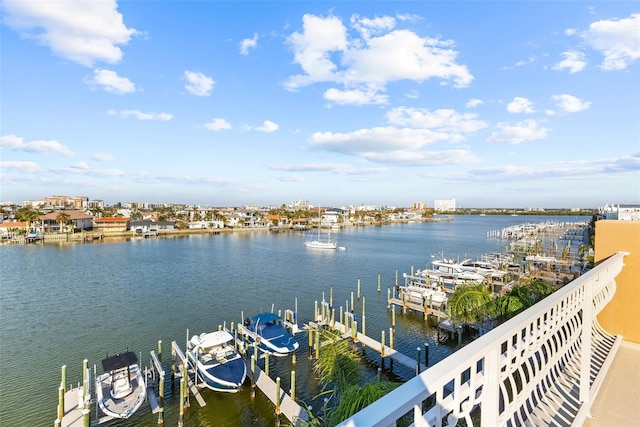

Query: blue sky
left=1, top=1, right=639, bottom=209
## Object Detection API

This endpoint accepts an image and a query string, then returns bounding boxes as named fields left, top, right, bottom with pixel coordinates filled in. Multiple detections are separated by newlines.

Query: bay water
left=0, top=215, right=585, bottom=426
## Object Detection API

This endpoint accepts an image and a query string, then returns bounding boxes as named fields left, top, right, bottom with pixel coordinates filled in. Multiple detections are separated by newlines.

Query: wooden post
left=61, top=365, right=66, bottom=392
left=330, top=286, right=333, bottom=306
left=381, top=331, right=385, bottom=357
left=183, top=361, right=189, bottom=407
left=178, top=378, right=185, bottom=427
left=158, top=340, right=162, bottom=363
left=392, top=305, right=396, bottom=328
left=387, top=288, right=390, bottom=308
left=251, top=355, right=256, bottom=396
left=390, top=327, right=394, bottom=349
left=82, top=407, right=90, bottom=427
left=331, top=308, right=335, bottom=328
left=314, top=300, right=318, bottom=321
left=275, top=377, right=281, bottom=414
left=424, top=343, right=429, bottom=367
left=416, top=347, right=421, bottom=375
left=308, top=327, right=313, bottom=359
left=395, top=269, right=398, bottom=287
left=290, top=370, right=296, bottom=401
left=54, top=419, right=61, bottom=427
left=82, top=359, right=88, bottom=400
left=57, top=386, right=64, bottom=420
left=265, top=352, right=270, bottom=377
left=350, top=292, right=354, bottom=312
left=377, top=273, right=381, bottom=292
left=339, top=306, right=343, bottom=325
left=361, top=296, right=366, bottom=336
left=315, top=327, right=320, bottom=359
left=357, top=278, right=361, bottom=299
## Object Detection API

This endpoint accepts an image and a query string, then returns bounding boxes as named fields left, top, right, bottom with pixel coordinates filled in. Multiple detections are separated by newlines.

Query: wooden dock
left=387, top=297, right=448, bottom=319
left=59, top=387, right=91, bottom=427
left=329, top=320, right=427, bottom=373
left=249, top=360, right=309, bottom=425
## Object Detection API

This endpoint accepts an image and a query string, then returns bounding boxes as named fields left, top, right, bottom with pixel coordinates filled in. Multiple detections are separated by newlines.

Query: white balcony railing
left=337, top=251, right=628, bottom=427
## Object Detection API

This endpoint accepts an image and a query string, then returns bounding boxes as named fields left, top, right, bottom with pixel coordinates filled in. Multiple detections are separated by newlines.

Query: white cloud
left=184, top=71, right=215, bottom=96
left=386, top=107, right=487, bottom=134
left=269, top=162, right=388, bottom=175
left=3, top=0, right=138, bottom=67
left=507, top=97, right=535, bottom=114
left=204, top=118, right=232, bottom=131
left=70, top=161, right=89, bottom=170
left=0, top=161, right=42, bottom=173
left=551, top=94, right=591, bottom=113
left=581, top=13, right=640, bottom=71
left=255, top=120, right=279, bottom=133
left=86, top=69, right=135, bottom=94
left=92, top=152, right=115, bottom=162
left=324, top=87, right=388, bottom=106
left=108, top=109, right=173, bottom=120
left=466, top=98, right=483, bottom=108
left=284, top=13, right=473, bottom=104
left=240, top=33, right=258, bottom=55
left=458, top=153, right=640, bottom=182
left=0, top=134, right=74, bottom=157
left=552, top=51, right=587, bottom=73
left=486, top=120, right=549, bottom=144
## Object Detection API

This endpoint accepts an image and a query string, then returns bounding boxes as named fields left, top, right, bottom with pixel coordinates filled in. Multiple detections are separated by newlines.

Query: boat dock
left=248, top=359, right=309, bottom=425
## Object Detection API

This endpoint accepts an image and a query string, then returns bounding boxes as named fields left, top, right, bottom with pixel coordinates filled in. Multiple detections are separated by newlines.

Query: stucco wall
left=595, top=220, right=640, bottom=343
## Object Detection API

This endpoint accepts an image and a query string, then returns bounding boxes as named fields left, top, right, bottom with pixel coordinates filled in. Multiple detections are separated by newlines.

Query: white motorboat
left=95, top=351, right=147, bottom=420
left=187, top=330, right=247, bottom=392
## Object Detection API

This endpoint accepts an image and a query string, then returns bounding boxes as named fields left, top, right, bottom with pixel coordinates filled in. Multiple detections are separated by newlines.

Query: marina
left=0, top=215, right=590, bottom=426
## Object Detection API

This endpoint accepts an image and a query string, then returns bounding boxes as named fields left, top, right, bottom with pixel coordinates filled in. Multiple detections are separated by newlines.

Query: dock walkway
left=249, top=360, right=309, bottom=425
left=329, top=320, right=427, bottom=373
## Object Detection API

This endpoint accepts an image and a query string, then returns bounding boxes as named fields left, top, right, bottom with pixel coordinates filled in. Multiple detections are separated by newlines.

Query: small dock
left=387, top=297, right=448, bottom=319
left=249, top=360, right=308, bottom=425
left=329, top=320, right=427, bottom=373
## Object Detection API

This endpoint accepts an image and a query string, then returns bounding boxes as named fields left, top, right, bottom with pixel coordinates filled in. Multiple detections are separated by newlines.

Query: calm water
left=0, top=215, right=585, bottom=426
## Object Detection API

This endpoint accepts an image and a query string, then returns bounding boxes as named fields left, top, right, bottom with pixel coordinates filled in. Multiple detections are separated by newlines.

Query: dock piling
left=424, top=343, right=429, bottom=367
left=61, top=365, right=66, bottom=392
left=416, top=347, right=421, bottom=375
left=290, top=371, right=296, bottom=401
left=275, top=377, right=281, bottom=415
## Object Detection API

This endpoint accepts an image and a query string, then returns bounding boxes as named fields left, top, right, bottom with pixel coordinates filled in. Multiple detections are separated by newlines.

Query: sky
left=1, top=1, right=639, bottom=209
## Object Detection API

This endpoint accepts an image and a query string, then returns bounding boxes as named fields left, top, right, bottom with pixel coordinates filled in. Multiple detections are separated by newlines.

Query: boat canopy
left=102, top=351, right=138, bottom=372
left=193, top=331, right=233, bottom=349
left=251, top=312, right=281, bottom=324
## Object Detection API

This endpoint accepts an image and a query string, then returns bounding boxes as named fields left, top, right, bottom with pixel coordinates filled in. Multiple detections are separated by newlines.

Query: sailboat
left=304, top=206, right=337, bottom=250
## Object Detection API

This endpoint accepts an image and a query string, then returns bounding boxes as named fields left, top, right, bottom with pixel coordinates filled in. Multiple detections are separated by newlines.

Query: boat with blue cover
left=243, top=312, right=299, bottom=356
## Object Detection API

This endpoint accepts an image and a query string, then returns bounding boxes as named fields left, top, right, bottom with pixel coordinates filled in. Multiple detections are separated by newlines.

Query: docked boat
left=418, top=257, right=485, bottom=290
left=187, top=330, right=247, bottom=393
left=399, top=281, right=448, bottom=308
left=304, top=206, right=337, bottom=250
left=304, top=234, right=337, bottom=250
left=243, top=312, right=299, bottom=356
left=95, top=351, right=147, bottom=420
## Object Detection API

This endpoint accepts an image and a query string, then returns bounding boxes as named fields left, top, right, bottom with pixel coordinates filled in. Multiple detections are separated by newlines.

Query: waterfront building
left=598, top=203, right=640, bottom=221
left=434, top=199, right=456, bottom=212
left=93, top=217, right=130, bottom=232
left=39, top=210, right=94, bottom=233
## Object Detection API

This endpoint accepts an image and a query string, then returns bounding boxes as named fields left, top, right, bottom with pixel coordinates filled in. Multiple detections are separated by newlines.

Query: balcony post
left=481, top=347, right=499, bottom=426
left=580, top=276, right=594, bottom=403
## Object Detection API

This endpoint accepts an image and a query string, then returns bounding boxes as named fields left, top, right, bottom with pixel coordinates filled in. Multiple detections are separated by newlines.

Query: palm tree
left=447, top=283, right=493, bottom=326
left=299, top=329, right=400, bottom=426
left=15, top=206, right=42, bottom=232
left=55, top=211, right=71, bottom=233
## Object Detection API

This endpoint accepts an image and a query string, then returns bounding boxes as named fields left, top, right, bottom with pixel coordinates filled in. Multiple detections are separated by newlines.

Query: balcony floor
left=583, top=340, right=640, bottom=427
